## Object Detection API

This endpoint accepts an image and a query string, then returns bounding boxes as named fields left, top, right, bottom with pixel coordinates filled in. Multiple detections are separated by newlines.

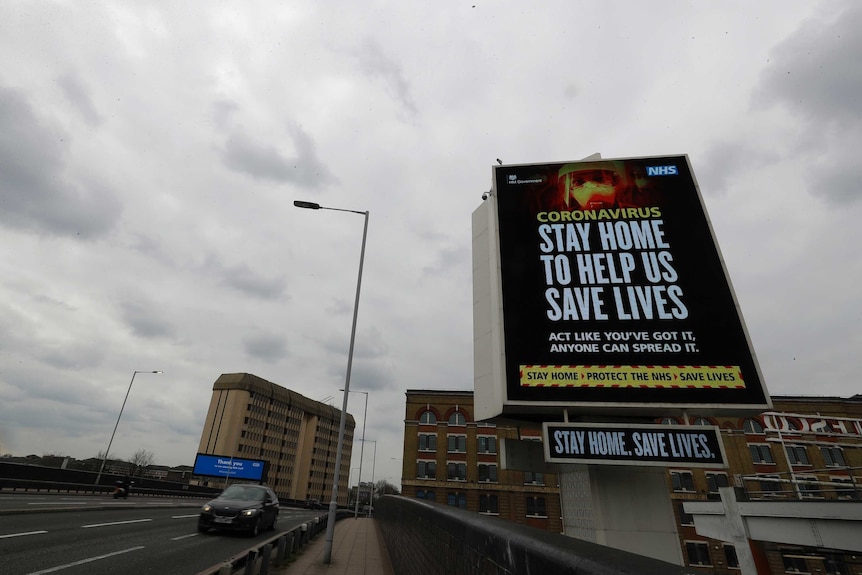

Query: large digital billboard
left=192, top=453, right=266, bottom=481
left=473, top=155, right=771, bottom=418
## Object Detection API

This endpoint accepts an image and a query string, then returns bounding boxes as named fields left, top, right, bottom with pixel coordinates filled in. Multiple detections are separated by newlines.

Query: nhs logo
left=646, top=165, right=678, bottom=176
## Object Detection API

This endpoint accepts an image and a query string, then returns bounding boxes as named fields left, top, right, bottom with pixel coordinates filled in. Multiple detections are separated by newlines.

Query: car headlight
left=202, top=505, right=212, bottom=513
left=241, top=509, right=259, bottom=517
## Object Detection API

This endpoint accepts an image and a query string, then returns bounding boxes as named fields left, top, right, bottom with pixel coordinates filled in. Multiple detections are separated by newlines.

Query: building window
left=749, top=444, right=774, bottom=464
left=416, top=490, right=435, bottom=501
left=685, top=541, right=712, bottom=567
left=691, top=417, right=713, bottom=426
left=821, top=446, right=847, bottom=467
left=824, top=553, right=848, bottom=575
left=418, top=433, right=437, bottom=451
left=830, top=477, right=855, bottom=498
left=724, top=545, right=740, bottom=569
left=477, top=436, right=497, bottom=454
left=479, top=494, right=499, bottom=514
left=525, top=496, right=546, bottom=517
left=419, top=411, right=437, bottom=424
left=447, top=435, right=466, bottom=453
left=706, top=472, right=729, bottom=493
left=743, top=418, right=764, bottom=434
left=796, top=476, right=820, bottom=498
left=448, top=412, right=466, bottom=426
left=677, top=501, right=694, bottom=526
left=447, top=462, right=467, bottom=481
left=658, top=416, right=679, bottom=425
left=671, top=470, right=695, bottom=492
left=782, top=554, right=809, bottom=573
left=759, top=475, right=783, bottom=496
left=416, top=460, right=436, bottom=479
left=785, top=445, right=810, bottom=466
left=478, top=464, right=498, bottom=483
left=524, top=471, right=544, bottom=485
left=447, top=492, right=467, bottom=508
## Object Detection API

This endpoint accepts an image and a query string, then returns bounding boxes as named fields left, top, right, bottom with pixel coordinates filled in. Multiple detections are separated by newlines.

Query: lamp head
left=294, top=200, right=321, bottom=210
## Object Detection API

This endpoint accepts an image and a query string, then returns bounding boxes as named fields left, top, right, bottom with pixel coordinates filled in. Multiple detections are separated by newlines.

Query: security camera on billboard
left=488, top=155, right=770, bottom=412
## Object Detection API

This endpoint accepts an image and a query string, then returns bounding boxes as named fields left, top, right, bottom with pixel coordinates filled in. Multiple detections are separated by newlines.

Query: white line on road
left=28, top=502, right=90, bottom=505
left=172, top=514, right=199, bottom=518
left=81, top=518, right=153, bottom=528
left=25, top=546, right=145, bottom=575
left=170, top=533, right=199, bottom=540
left=0, top=531, right=48, bottom=539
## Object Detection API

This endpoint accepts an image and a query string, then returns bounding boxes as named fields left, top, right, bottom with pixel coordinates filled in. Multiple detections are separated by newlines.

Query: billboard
left=543, top=422, right=727, bottom=467
left=473, top=155, right=771, bottom=418
left=192, top=453, right=267, bottom=481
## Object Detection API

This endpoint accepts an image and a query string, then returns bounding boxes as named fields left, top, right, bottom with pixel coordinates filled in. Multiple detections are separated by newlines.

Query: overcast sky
left=1, top=1, right=860, bottom=489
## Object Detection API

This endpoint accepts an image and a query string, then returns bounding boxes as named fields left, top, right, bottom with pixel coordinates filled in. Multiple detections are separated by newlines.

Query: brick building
left=401, top=389, right=562, bottom=532
left=197, top=373, right=354, bottom=504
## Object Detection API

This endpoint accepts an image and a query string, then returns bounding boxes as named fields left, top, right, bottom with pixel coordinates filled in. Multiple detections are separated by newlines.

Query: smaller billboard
left=543, top=422, right=726, bottom=467
left=192, top=453, right=266, bottom=481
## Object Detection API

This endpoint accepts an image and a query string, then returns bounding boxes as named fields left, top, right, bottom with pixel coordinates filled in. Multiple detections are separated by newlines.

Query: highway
left=0, top=493, right=324, bottom=575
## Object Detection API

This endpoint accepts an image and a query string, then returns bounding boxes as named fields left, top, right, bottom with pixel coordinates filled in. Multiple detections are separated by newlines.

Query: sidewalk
left=274, top=517, right=394, bottom=575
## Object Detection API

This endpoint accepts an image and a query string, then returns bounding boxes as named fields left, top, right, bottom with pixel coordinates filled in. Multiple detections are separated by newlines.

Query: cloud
left=56, top=73, right=103, bottom=127
left=354, top=38, right=418, bottom=116
left=754, top=2, right=862, bottom=204
left=204, top=257, right=288, bottom=300
left=120, top=299, right=177, bottom=339
left=243, top=333, right=288, bottom=363
left=0, top=85, right=122, bottom=238
left=221, top=124, right=335, bottom=189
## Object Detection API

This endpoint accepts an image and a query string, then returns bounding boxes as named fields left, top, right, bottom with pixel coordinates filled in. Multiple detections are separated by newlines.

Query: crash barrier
left=194, top=510, right=352, bottom=575
left=376, top=495, right=695, bottom=575
left=0, top=461, right=222, bottom=497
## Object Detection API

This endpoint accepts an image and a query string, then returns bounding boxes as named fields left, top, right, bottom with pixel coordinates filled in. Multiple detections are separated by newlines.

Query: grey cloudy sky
left=1, top=1, right=860, bottom=489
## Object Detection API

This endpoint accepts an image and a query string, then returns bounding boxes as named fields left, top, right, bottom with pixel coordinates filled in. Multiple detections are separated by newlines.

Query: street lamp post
left=363, top=439, right=377, bottom=516
left=94, top=370, right=162, bottom=486
left=340, top=388, right=368, bottom=519
left=294, top=200, right=369, bottom=564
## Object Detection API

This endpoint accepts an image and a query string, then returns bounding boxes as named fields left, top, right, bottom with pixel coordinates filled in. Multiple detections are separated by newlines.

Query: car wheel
left=249, top=517, right=261, bottom=537
left=197, top=524, right=209, bottom=533
left=268, top=514, right=278, bottom=531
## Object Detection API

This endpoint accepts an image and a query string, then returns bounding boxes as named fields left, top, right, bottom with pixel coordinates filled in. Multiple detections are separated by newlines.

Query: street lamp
left=94, top=370, right=162, bottom=486
left=294, top=200, right=369, bottom=564
left=360, top=439, right=377, bottom=517
left=340, top=388, right=368, bottom=519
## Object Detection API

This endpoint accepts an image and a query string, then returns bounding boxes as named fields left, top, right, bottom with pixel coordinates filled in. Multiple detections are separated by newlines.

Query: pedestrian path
left=273, top=517, right=394, bottom=575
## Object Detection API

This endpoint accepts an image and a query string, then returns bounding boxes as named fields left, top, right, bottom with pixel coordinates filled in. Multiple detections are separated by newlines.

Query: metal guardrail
left=193, top=511, right=352, bottom=575
left=0, top=478, right=214, bottom=498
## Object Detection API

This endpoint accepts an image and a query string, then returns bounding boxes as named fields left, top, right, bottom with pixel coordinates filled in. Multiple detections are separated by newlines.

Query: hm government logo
left=508, top=174, right=545, bottom=185
left=646, top=165, right=678, bottom=176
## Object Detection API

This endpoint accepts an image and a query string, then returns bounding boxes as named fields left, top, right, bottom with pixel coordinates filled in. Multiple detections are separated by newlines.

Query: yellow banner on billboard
left=520, top=364, right=744, bottom=389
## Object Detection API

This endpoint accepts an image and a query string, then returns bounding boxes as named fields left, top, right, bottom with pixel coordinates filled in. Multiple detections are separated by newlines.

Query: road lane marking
left=81, top=518, right=152, bottom=528
left=170, top=533, right=199, bottom=540
left=25, top=546, right=145, bottom=574
left=28, top=502, right=90, bottom=505
left=0, top=531, right=48, bottom=539
left=171, top=514, right=199, bottom=518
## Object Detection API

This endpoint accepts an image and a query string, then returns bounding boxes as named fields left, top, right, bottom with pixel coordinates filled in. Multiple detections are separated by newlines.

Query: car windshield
left=220, top=485, right=265, bottom=501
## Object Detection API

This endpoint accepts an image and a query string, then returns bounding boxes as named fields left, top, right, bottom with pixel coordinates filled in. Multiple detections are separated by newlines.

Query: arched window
left=448, top=412, right=466, bottom=426
left=658, top=417, right=679, bottom=425
left=743, top=418, right=764, bottom=434
left=692, top=417, right=713, bottom=426
left=419, top=411, right=437, bottom=424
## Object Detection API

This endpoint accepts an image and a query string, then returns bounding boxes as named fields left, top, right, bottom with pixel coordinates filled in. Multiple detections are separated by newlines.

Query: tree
left=128, top=449, right=156, bottom=476
left=373, top=479, right=400, bottom=499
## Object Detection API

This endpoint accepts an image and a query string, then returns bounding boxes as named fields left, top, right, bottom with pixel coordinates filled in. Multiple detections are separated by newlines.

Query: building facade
left=402, top=390, right=862, bottom=573
left=661, top=395, right=862, bottom=574
left=197, top=373, right=354, bottom=504
left=401, top=390, right=562, bottom=532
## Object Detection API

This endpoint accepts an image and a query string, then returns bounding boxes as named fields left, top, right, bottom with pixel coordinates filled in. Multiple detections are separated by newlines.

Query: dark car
left=198, top=484, right=279, bottom=536
left=304, top=498, right=322, bottom=510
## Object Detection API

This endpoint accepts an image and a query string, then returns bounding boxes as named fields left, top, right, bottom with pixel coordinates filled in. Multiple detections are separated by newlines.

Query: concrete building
left=197, top=373, right=355, bottom=504
left=400, top=389, right=563, bottom=532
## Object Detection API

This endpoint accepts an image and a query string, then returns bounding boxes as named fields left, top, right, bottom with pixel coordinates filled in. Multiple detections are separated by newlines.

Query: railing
left=738, top=465, right=862, bottom=501
left=193, top=510, right=352, bottom=575
left=0, top=477, right=217, bottom=498
left=376, top=495, right=695, bottom=575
